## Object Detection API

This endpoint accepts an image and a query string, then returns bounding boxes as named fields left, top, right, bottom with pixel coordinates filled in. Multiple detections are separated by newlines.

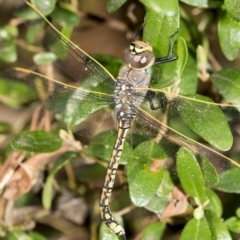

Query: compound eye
left=123, top=41, right=155, bottom=70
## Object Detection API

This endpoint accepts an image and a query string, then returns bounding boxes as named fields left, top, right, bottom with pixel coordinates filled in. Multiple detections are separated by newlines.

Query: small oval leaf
left=211, top=68, right=240, bottom=108
left=225, top=216, right=240, bottom=233
left=205, top=210, right=231, bottom=240
left=216, top=168, right=240, bottom=193
left=177, top=94, right=233, bottom=151
left=141, top=222, right=166, bottom=240
left=128, top=140, right=166, bottom=207
left=204, top=188, right=223, bottom=218
left=11, top=130, right=62, bottom=153
left=180, top=218, right=211, bottom=240
left=218, top=11, right=240, bottom=60
left=176, top=147, right=205, bottom=201
left=33, top=52, right=57, bottom=65
left=31, top=0, right=57, bottom=16
left=201, top=156, right=219, bottom=187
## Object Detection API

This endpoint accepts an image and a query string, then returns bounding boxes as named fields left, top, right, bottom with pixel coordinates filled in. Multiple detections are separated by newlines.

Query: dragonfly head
left=123, top=40, right=155, bottom=70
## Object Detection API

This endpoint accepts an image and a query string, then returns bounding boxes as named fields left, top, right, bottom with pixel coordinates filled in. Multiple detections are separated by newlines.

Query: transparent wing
left=130, top=90, right=240, bottom=178
left=0, top=68, right=114, bottom=131
left=18, top=2, right=115, bottom=91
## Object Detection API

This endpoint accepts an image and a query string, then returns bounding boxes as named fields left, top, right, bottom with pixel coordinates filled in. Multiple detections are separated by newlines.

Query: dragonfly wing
left=0, top=68, right=114, bottom=131
left=137, top=90, right=240, bottom=151
left=132, top=99, right=240, bottom=177
left=18, top=2, right=115, bottom=95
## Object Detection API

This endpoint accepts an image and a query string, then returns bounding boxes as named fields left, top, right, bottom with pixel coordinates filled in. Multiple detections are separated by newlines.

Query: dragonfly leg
left=99, top=124, right=129, bottom=239
left=154, top=29, right=179, bottom=65
left=147, top=91, right=168, bottom=112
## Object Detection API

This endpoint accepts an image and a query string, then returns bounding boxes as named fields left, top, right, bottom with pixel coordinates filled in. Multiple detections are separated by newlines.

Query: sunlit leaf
left=176, top=147, right=205, bottom=201
left=180, top=218, right=211, bottom=240
left=218, top=11, right=240, bottom=60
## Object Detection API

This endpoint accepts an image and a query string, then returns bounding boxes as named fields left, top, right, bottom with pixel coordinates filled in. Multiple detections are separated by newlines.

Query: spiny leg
left=99, top=120, right=129, bottom=240
left=154, top=29, right=179, bottom=64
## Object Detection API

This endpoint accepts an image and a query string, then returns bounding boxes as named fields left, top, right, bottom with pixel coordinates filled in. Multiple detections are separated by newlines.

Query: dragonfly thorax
left=114, top=65, right=152, bottom=123
left=123, top=40, right=155, bottom=70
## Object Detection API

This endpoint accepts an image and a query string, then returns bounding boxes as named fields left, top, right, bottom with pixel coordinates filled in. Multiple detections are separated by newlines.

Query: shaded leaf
left=42, top=152, right=77, bottom=209
left=216, top=168, right=240, bottom=193
left=141, top=222, right=166, bottom=240
left=51, top=7, right=80, bottom=27
left=211, top=68, right=240, bottom=108
left=204, top=188, right=222, bottom=218
left=11, top=131, right=62, bottom=153
left=205, top=210, right=231, bottom=240
left=107, top=0, right=127, bottom=13
left=128, top=140, right=166, bottom=207
left=201, top=156, right=219, bottom=187
left=225, top=216, right=240, bottom=234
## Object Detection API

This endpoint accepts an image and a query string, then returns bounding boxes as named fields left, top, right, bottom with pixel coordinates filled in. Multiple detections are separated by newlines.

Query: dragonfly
left=1, top=1, right=240, bottom=239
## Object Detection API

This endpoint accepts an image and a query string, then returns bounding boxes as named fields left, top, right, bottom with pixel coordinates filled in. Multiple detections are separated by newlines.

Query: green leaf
left=42, top=152, right=77, bottom=209
left=218, top=11, right=240, bottom=60
left=3, top=231, right=32, bottom=240
left=33, top=52, right=57, bottom=65
left=211, top=68, right=240, bottom=107
left=216, top=168, right=240, bottom=193
left=31, top=0, right=57, bottom=16
left=142, top=0, right=179, bottom=88
left=179, top=0, right=222, bottom=8
left=128, top=140, right=166, bottom=207
left=179, top=54, right=198, bottom=95
left=201, top=156, right=219, bottom=187
left=99, top=215, right=124, bottom=240
left=141, top=222, right=166, bottom=240
left=236, top=208, right=240, bottom=218
left=180, top=218, right=211, bottom=240
left=225, top=0, right=240, bottom=22
left=25, top=21, right=45, bottom=44
left=225, top=216, right=240, bottom=234
left=28, top=232, right=47, bottom=240
left=145, top=194, right=170, bottom=213
left=11, top=130, right=62, bottom=153
left=0, top=24, right=18, bottom=40
left=205, top=210, right=231, bottom=240
left=0, top=39, right=17, bottom=63
left=107, top=0, right=127, bottom=13
left=51, top=7, right=80, bottom=27
left=176, top=94, right=233, bottom=151
left=85, top=131, right=132, bottom=165
left=0, top=121, right=12, bottom=133
left=176, top=147, right=205, bottom=201
left=204, top=188, right=222, bottom=218
left=0, top=77, right=35, bottom=107
left=91, top=54, right=122, bottom=78
left=140, top=0, right=179, bottom=14
left=156, top=37, right=188, bottom=89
